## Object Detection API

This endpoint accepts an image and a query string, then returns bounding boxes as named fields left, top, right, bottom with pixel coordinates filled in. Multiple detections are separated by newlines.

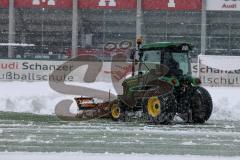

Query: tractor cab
left=137, top=42, right=192, bottom=78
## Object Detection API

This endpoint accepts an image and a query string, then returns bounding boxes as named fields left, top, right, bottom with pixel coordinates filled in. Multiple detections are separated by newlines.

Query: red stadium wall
left=78, top=0, right=136, bottom=9
left=14, top=0, right=72, bottom=9
left=0, top=0, right=8, bottom=8
left=66, top=48, right=129, bottom=57
left=143, top=0, right=202, bottom=11
left=0, top=0, right=202, bottom=10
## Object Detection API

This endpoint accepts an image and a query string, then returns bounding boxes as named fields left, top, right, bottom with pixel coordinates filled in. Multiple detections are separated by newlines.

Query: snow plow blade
left=74, top=97, right=111, bottom=120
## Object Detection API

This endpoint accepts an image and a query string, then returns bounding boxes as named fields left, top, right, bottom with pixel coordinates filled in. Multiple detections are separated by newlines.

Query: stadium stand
left=0, top=0, right=240, bottom=59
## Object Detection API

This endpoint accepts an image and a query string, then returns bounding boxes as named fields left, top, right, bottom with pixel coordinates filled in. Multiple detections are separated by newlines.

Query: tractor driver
left=162, top=53, right=182, bottom=77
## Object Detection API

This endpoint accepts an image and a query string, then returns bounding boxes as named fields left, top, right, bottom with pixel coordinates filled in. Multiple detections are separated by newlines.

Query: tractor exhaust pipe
left=131, top=37, right=143, bottom=77
left=130, top=49, right=136, bottom=77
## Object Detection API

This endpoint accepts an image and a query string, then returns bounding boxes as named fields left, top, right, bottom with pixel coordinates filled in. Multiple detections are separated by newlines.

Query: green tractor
left=111, top=41, right=213, bottom=124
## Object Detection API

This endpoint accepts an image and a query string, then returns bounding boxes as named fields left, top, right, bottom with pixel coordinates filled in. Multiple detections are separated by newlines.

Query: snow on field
left=0, top=81, right=240, bottom=121
left=0, top=152, right=240, bottom=160
left=207, top=87, right=240, bottom=121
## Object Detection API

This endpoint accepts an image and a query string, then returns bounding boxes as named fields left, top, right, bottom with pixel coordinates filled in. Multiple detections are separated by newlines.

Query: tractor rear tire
left=190, top=86, right=213, bottom=124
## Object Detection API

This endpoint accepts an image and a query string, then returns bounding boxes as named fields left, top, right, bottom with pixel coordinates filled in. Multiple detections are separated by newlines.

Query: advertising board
left=206, top=0, right=240, bottom=11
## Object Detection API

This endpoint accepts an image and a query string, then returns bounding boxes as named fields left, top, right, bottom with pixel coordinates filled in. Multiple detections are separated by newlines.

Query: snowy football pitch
left=0, top=82, right=240, bottom=159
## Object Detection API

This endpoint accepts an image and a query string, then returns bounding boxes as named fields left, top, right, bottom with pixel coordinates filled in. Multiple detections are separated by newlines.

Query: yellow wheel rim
left=111, top=104, right=121, bottom=119
left=147, top=96, right=161, bottom=118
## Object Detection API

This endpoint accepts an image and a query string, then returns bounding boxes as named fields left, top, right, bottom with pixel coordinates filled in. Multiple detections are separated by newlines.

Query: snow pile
left=0, top=82, right=62, bottom=115
left=206, top=87, right=240, bottom=121
left=0, top=82, right=82, bottom=115
left=0, top=82, right=240, bottom=121
left=0, top=82, right=114, bottom=115
left=0, top=152, right=239, bottom=160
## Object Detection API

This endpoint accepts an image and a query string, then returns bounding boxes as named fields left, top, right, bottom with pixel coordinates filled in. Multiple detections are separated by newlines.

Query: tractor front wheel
left=146, top=95, right=176, bottom=124
left=110, top=103, right=123, bottom=121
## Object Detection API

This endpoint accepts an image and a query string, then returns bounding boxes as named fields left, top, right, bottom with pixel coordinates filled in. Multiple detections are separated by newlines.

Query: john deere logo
left=98, top=0, right=116, bottom=7
left=32, top=0, right=56, bottom=6
left=182, top=45, right=189, bottom=51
